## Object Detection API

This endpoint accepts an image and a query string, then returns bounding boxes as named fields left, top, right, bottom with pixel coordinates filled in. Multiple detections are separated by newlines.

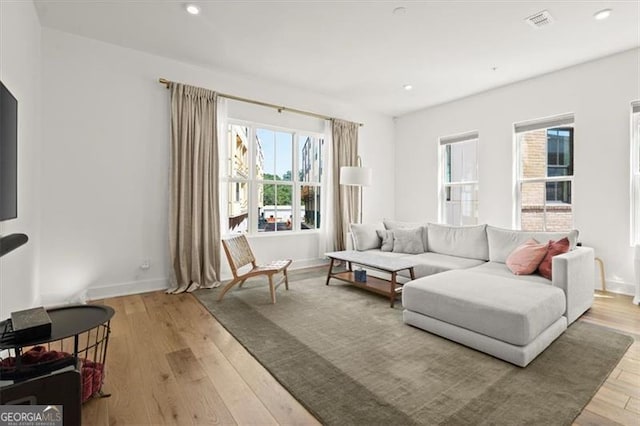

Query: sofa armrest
left=346, top=232, right=355, bottom=251
left=552, top=247, right=594, bottom=324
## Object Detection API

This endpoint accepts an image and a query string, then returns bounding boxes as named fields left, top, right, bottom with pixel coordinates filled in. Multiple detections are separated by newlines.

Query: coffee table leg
left=326, top=258, right=335, bottom=286
left=390, top=272, right=397, bottom=308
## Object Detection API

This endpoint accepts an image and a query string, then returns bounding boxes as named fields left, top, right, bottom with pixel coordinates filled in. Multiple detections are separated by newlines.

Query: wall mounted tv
left=0, top=81, right=18, bottom=221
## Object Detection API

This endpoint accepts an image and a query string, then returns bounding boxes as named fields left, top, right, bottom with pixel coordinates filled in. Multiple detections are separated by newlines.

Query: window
left=224, top=122, right=324, bottom=235
left=439, top=132, right=479, bottom=225
left=515, top=114, right=574, bottom=231
left=632, top=101, right=640, bottom=245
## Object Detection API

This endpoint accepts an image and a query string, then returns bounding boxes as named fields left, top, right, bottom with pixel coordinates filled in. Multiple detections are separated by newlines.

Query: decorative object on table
left=9, top=306, right=52, bottom=342
left=354, top=269, right=367, bottom=282
left=340, top=156, right=372, bottom=224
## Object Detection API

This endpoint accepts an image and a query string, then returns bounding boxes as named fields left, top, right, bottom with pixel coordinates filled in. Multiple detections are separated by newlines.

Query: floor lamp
left=340, top=157, right=372, bottom=224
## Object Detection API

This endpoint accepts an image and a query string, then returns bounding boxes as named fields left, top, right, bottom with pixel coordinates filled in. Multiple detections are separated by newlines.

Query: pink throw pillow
left=537, top=237, right=571, bottom=280
left=506, top=239, right=548, bottom=275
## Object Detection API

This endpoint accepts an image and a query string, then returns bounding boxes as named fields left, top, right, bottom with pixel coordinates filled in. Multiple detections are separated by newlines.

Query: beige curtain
left=332, top=119, right=359, bottom=251
left=167, top=83, right=221, bottom=294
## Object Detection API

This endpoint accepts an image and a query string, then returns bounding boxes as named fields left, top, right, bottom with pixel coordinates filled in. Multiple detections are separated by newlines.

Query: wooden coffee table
left=325, top=251, right=417, bottom=307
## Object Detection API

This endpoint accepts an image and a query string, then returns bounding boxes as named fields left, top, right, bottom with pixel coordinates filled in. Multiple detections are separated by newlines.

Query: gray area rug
left=195, top=268, right=633, bottom=425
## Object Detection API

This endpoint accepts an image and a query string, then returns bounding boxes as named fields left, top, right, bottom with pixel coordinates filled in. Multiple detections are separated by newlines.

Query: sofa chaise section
left=470, top=247, right=595, bottom=325
left=403, top=270, right=568, bottom=366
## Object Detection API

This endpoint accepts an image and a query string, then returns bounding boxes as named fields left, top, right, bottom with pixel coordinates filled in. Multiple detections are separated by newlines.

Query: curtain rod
left=158, top=78, right=363, bottom=127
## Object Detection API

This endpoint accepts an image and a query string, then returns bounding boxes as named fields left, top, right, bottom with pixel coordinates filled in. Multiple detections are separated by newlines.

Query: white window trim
left=222, top=118, right=325, bottom=237
left=513, top=114, right=575, bottom=231
left=631, top=101, right=640, bottom=245
left=438, top=132, right=479, bottom=225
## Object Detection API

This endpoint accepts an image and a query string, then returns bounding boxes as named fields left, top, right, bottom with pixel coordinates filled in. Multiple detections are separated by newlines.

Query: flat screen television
left=0, top=81, right=18, bottom=221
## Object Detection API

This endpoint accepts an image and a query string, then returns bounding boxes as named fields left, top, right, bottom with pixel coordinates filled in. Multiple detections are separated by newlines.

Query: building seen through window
left=517, top=119, right=574, bottom=231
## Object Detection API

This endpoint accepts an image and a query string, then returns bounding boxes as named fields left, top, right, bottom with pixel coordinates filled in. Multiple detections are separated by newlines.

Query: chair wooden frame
left=218, top=235, right=292, bottom=303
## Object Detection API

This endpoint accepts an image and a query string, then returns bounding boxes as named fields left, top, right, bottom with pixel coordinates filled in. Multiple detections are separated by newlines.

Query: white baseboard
left=45, top=260, right=329, bottom=303
left=290, top=257, right=330, bottom=270
left=86, top=278, right=169, bottom=301
left=603, top=279, right=635, bottom=296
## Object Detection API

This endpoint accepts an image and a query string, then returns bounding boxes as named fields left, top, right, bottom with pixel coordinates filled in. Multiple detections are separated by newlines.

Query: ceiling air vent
left=525, top=10, right=554, bottom=28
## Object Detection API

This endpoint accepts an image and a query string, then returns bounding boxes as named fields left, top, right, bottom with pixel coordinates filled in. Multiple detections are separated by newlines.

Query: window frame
left=223, top=118, right=325, bottom=236
left=631, top=102, right=640, bottom=245
left=438, top=132, right=480, bottom=226
left=513, top=114, right=575, bottom=231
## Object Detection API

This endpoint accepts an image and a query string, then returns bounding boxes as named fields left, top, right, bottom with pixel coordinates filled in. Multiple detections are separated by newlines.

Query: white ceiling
left=34, top=1, right=640, bottom=116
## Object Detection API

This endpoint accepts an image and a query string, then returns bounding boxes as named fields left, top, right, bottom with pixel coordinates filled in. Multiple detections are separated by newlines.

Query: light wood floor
left=83, top=285, right=639, bottom=426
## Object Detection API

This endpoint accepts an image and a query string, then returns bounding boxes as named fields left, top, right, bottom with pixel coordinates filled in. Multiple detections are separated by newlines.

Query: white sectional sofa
left=350, top=221, right=595, bottom=367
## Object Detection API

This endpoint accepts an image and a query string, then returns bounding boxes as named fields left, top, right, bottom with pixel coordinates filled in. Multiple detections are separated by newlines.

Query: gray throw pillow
left=383, top=219, right=428, bottom=251
left=376, top=230, right=394, bottom=252
left=392, top=228, right=425, bottom=254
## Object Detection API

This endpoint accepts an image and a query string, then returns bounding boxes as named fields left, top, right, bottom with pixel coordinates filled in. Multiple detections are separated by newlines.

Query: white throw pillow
left=383, top=219, right=428, bottom=251
left=350, top=223, right=383, bottom=251
left=376, top=230, right=394, bottom=252
left=486, top=226, right=579, bottom=263
left=427, top=223, right=489, bottom=261
left=392, top=228, right=426, bottom=254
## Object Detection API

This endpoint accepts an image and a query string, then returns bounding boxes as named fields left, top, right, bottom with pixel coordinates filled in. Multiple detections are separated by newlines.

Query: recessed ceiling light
left=185, top=4, right=200, bottom=15
left=594, top=9, right=612, bottom=20
left=393, top=7, right=407, bottom=15
left=403, top=84, right=413, bottom=91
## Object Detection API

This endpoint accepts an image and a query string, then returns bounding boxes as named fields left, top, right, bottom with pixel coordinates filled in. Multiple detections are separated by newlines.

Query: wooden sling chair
left=218, top=234, right=292, bottom=304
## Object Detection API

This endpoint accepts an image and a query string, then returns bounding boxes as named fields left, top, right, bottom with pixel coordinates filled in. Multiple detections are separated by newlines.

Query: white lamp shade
left=340, top=166, right=372, bottom=187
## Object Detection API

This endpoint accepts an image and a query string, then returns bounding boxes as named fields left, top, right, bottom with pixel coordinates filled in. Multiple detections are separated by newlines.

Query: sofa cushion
left=384, top=219, right=428, bottom=251
left=427, top=223, right=489, bottom=260
left=403, top=270, right=566, bottom=346
left=399, top=252, right=485, bottom=278
left=506, top=239, right=548, bottom=275
left=392, top=228, right=426, bottom=254
left=468, top=261, right=552, bottom=285
left=486, top=226, right=579, bottom=263
left=350, top=223, right=383, bottom=251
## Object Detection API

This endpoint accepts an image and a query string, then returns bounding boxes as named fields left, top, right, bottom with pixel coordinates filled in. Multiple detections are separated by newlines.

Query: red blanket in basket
left=81, top=359, right=104, bottom=402
left=0, top=345, right=70, bottom=367
left=0, top=346, right=104, bottom=402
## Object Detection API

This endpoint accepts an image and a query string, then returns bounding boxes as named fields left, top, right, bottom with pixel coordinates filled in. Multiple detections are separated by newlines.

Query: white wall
left=40, top=28, right=395, bottom=302
left=395, top=48, right=640, bottom=294
left=0, top=1, right=42, bottom=318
